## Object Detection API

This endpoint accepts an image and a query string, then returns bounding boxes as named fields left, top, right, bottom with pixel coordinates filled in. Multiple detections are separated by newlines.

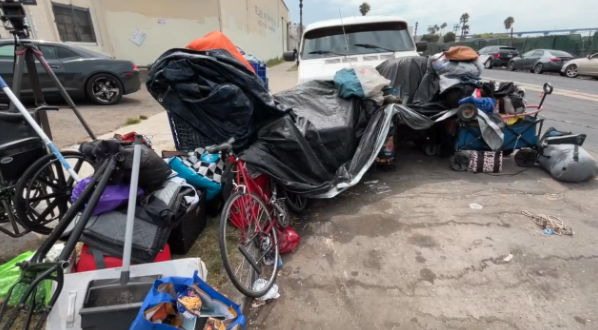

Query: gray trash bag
left=538, top=144, right=598, bottom=182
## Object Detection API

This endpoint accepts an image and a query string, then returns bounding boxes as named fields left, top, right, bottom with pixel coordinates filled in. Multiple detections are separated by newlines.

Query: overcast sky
left=285, top=0, right=598, bottom=35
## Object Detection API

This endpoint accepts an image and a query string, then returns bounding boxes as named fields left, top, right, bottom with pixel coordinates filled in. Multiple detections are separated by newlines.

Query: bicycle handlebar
left=205, top=137, right=235, bottom=154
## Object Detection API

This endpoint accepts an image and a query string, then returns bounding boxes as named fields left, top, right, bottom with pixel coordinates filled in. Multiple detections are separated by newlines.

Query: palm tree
left=504, top=16, right=515, bottom=39
left=459, top=13, right=470, bottom=39
left=440, top=22, right=448, bottom=36
left=359, top=2, right=370, bottom=16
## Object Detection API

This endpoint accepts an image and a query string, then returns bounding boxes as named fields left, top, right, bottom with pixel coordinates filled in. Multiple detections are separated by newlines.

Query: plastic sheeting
left=242, top=81, right=395, bottom=198
left=146, top=48, right=289, bottom=151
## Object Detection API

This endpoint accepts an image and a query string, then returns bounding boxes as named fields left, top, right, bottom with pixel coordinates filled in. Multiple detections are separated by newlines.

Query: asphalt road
left=482, top=68, right=598, bottom=153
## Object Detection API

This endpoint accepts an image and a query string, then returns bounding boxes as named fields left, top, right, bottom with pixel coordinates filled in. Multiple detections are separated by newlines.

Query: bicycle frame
left=229, top=155, right=277, bottom=234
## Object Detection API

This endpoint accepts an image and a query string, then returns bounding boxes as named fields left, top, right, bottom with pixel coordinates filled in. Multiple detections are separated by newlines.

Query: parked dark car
left=478, top=46, right=519, bottom=69
left=0, top=40, right=140, bottom=105
left=507, top=49, right=574, bottom=74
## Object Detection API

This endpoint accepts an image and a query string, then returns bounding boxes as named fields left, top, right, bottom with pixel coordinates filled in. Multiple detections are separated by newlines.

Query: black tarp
left=242, top=80, right=392, bottom=197
left=148, top=49, right=395, bottom=198
left=146, top=48, right=289, bottom=151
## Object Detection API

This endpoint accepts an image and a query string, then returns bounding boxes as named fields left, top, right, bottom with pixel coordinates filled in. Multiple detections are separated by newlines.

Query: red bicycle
left=206, top=139, right=288, bottom=297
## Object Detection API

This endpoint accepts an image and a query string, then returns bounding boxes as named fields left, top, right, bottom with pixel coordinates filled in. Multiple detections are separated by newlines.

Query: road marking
left=482, top=77, right=598, bottom=102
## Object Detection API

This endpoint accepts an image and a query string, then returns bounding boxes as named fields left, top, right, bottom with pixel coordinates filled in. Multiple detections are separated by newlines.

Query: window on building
left=52, top=3, right=96, bottom=43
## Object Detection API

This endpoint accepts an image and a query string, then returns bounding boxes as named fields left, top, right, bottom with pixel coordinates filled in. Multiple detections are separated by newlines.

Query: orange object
left=186, top=31, right=255, bottom=73
left=444, top=46, right=479, bottom=61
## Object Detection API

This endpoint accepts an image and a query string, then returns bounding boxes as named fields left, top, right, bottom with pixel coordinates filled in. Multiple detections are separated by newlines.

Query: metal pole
left=299, top=0, right=303, bottom=40
left=0, top=75, right=81, bottom=182
left=34, top=50, right=97, bottom=140
left=121, top=136, right=142, bottom=284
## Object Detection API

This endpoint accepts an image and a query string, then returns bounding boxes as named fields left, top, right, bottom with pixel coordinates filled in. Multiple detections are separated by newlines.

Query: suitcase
left=75, top=243, right=171, bottom=272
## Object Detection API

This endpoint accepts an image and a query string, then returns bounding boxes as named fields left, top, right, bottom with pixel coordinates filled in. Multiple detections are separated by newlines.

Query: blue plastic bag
left=334, top=68, right=364, bottom=99
left=130, top=271, right=245, bottom=330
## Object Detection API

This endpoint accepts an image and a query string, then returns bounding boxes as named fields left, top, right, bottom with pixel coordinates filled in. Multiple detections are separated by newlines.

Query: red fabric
left=75, top=244, right=171, bottom=272
left=186, top=31, right=255, bottom=73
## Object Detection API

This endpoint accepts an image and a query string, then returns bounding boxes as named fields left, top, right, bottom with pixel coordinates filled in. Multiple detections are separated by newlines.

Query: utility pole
left=413, top=21, right=418, bottom=39
left=299, top=0, right=303, bottom=39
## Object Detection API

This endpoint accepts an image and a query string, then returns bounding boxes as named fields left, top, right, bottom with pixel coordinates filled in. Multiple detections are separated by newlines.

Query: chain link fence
left=424, top=32, right=598, bottom=57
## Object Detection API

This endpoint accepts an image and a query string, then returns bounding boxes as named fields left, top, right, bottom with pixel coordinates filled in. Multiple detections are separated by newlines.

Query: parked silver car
left=561, top=53, right=598, bottom=78
left=507, top=49, right=573, bottom=74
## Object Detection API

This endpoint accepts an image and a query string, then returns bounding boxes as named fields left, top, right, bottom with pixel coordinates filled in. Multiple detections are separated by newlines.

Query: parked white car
left=561, top=53, right=598, bottom=78
left=284, top=16, right=422, bottom=83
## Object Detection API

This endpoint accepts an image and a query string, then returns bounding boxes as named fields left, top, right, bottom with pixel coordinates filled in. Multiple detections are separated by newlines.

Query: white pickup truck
left=284, top=15, right=425, bottom=83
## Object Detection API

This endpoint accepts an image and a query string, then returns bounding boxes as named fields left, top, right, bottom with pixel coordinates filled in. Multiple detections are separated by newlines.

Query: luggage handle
left=120, top=135, right=143, bottom=284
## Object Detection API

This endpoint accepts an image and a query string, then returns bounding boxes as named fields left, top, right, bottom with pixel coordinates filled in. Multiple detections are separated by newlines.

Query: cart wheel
left=14, top=151, right=94, bottom=235
left=457, top=104, right=478, bottom=122
left=514, top=149, right=538, bottom=168
left=280, top=186, right=309, bottom=214
left=423, top=143, right=440, bottom=157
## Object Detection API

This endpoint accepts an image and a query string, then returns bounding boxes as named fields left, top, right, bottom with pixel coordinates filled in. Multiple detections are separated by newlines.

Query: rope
left=521, top=210, right=573, bottom=236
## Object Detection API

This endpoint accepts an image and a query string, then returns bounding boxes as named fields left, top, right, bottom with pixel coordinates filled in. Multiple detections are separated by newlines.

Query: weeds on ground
left=266, top=57, right=283, bottom=67
left=139, top=115, right=148, bottom=120
left=124, top=118, right=141, bottom=125
left=181, top=217, right=228, bottom=289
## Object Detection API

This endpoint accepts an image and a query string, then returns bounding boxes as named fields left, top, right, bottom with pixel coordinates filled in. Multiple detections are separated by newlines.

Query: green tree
left=440, top=22, right=448, bottom=35
left=443, top=32, right=456, bottom=43
left=421, top=34, right=440, bottom=43
left=359, top=2, right=370, bottom=16
left=504, top=16, right=515, bottom=39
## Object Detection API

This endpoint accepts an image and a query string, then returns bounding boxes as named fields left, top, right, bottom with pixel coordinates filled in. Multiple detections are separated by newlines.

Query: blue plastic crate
left=249, top=61, right=268, bottom=89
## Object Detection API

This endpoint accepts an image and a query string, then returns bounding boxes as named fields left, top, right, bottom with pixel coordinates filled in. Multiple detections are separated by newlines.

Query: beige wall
left=2, top=0, right=288, bottom=65
left=219, top=0, right=289, bottom=60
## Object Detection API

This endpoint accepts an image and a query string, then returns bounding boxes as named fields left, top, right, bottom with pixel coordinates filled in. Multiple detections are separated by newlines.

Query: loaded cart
left=455, top=82, right=553, bottom=152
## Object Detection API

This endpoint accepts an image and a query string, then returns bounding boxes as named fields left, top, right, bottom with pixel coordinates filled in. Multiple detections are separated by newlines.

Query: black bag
left=152, top=178, right=207, bottom=254
left=168, top=188, right=207, bottom=254
left=80, top=139, right=171, bottom=192
left=80, top=196, right=175, bottom=263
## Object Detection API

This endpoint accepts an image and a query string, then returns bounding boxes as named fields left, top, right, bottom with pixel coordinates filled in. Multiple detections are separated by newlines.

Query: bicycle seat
left=205, top=137, right=235, bottom=154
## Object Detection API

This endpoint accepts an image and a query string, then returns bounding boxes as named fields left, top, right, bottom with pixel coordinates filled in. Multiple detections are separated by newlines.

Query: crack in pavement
left=416, top=311, right=523, bottom=330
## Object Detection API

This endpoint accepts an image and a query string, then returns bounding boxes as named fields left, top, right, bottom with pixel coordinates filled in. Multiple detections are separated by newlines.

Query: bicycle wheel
left=14, top=151, right=94, bottom=234
left=219, top=191, right=279, bottom=298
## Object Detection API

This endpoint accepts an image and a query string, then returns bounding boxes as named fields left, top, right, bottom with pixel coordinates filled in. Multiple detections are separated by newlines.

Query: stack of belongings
left=376, top=46, right=487, bottom=155
left=147, top=32, right=399, bottom=199
left=72, top=137, right=207, bottom=273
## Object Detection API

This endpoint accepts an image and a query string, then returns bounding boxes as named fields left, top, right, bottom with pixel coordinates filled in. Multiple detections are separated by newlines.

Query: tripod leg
left=8, top=49, right=26, bottom=113
left=33, top=52, right=97, bottom=140
left=25, top=50, right=52, bottom=140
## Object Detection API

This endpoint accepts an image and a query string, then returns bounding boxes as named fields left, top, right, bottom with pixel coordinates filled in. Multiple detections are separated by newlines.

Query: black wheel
left=281, top=188, right=309, bottom=214
left=564, top=64, right=578, bottom=78
left=507, top=61, right=516, bottom=71
left=484, top=59, right=493, bottom=69
left=86, top=73, right=123, bottom=105
left=14, top=151, right=94, bottom=234
left=219, top=192, right=279, bottom=298
left=534, top=63, right=543, bottom=74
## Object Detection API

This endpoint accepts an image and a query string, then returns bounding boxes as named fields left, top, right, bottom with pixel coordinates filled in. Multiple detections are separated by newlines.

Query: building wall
left=219, top=0, right=289, bottom=60
left=2, top=0, right=288, bottom=65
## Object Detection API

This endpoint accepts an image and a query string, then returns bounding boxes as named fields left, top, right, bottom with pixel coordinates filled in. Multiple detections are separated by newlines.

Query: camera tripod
left=7, top=38, right=96, bottom=140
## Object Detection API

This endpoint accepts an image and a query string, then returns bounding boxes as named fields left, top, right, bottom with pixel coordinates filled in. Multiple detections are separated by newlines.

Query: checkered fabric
left=180, top=147, right=225, bottom=184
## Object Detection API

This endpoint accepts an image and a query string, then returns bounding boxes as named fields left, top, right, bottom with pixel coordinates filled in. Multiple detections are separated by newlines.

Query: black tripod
left=7, top=38, right=96, bottom=140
